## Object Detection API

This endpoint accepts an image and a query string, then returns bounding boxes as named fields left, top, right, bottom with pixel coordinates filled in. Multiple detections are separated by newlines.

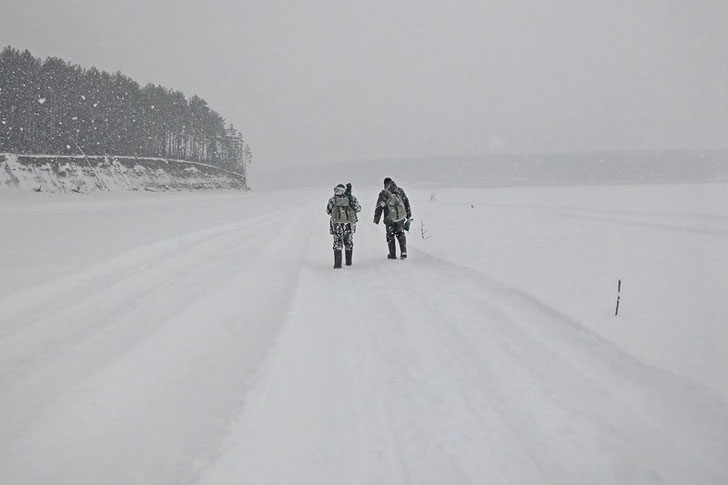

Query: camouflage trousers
left=330, top=222, right=354, bottom=250
left=385, top=220, right=406, bottom=244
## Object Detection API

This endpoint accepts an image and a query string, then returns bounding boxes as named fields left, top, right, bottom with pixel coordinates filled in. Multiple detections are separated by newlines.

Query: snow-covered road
left=1, top=184, right=727, bottom=484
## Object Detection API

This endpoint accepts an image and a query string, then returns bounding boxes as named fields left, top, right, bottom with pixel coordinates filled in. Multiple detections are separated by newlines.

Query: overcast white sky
left=1, top=0, right=727, bottom=167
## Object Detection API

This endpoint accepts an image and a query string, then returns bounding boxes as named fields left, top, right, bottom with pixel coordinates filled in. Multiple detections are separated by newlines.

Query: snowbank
left=0, top=153, right=247, bottom=193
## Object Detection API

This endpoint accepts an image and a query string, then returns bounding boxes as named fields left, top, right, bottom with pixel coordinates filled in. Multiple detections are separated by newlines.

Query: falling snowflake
left=38, top=98, right=46, bottom=104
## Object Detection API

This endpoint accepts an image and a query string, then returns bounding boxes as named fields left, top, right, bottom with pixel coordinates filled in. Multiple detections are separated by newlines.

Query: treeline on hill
left=0, top=46, right=251, bottom=173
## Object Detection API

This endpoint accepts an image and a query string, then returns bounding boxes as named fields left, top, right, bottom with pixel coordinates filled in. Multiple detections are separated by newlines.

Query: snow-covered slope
left=1, top=153, right=247, bottom=193
left=1, top=179, right=727, bottom=484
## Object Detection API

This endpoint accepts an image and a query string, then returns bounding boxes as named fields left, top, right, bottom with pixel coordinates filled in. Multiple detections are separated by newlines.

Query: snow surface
left=1, top=177, right=727, bottom=484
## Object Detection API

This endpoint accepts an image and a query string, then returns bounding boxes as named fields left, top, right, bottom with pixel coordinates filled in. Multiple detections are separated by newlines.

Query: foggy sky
left=1, top=0, right=727, bottom=167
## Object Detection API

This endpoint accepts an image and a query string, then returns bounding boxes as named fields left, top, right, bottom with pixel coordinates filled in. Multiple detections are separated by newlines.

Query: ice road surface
left=1, top=181, right=727, bottom=484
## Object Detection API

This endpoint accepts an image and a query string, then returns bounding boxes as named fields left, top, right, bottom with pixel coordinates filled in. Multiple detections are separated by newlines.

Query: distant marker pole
left=615, top=279, right=622, bottom=316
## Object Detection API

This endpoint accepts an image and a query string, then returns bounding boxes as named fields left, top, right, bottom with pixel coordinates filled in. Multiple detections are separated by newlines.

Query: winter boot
left=387, top=240, right=397, bottom=259
left=345, top=248, right=353, bottom=266
left=397, top=233, right=408, bottom=259
left=334, top=249, right=342, bottom=269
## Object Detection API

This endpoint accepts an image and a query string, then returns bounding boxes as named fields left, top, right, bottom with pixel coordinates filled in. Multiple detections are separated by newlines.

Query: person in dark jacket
left=327, top=183, right=361, bottom=268
left=373, top=177, right=411, bottom=259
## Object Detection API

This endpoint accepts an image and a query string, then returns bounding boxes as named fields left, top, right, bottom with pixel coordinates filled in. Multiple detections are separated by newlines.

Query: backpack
left=331, top=195, right=356, bottom=223
left=385, top=190, right=406, bottom=222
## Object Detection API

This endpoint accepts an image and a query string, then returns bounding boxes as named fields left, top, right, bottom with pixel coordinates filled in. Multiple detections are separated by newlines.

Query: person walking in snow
left=373, top=177, right=412, bottom=260
left=326, top=183, right=361, bottom=269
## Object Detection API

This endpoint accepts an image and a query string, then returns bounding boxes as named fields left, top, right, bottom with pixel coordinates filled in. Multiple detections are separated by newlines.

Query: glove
left=373, top=217, right=379, bottom=225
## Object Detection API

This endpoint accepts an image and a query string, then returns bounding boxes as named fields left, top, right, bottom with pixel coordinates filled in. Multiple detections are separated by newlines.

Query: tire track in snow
left=0, top=212, right=282, bottom=332
left=0, top=213, right=279, bottom=390
left=199, top=224, right=538, bottom=484
left=437, top=199, right=728, bottom=236
left=200, top=226, right=728, bottom=484
left=198, top=234, right=419, bottom=484
left=394, top=251, right=728, bottom=483
left=0, top=205, right=319, bottom=485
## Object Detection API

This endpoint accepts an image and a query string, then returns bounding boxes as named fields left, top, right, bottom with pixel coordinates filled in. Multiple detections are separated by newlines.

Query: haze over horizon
left=1, top=0, right=727, bottom=169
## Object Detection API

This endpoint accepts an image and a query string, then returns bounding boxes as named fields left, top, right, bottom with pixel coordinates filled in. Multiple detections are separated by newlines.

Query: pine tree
left=0, top=45, right=248, bottom=169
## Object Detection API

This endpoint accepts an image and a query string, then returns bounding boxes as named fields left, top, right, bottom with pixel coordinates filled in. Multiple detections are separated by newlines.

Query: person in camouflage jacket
left=373, top=177, right=412, bottom=259
left=326, top=183, right=361, bottom=268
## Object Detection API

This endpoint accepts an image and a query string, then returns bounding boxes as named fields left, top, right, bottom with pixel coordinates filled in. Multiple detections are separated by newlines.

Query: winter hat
left=334, top=184, right=346, bottom=195
left=383, top=177, right=392, bottom=187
